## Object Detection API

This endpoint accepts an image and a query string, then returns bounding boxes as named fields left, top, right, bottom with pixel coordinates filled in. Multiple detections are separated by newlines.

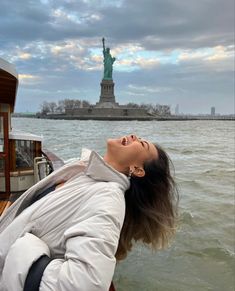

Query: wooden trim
left=0, top=112, right=10, bottom=199
left=35, top=141, right=42, bottom=158
left=0, top=170, right=34, bottom=178
left=10, top=169, right=34, bottom=176
left=15, top=166, right=34, bottom=171
left=0, top=200, right=11, bottom=215
left=9, top=139, right=16, bottom=171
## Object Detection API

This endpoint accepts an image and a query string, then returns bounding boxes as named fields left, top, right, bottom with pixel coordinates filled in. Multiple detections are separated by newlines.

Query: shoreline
left=12, top=113, right=235, bottom=121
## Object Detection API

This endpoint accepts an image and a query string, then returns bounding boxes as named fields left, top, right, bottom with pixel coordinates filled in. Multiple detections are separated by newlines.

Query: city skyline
left=0, top=0, right=234, bottom=114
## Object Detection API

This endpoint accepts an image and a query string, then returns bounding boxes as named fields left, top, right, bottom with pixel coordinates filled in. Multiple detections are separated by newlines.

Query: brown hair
left=115, top=144, right=179, bottom=261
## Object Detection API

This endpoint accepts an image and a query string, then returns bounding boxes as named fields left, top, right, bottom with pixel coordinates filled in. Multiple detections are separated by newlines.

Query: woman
left=0, top=134, right=178, bottom=291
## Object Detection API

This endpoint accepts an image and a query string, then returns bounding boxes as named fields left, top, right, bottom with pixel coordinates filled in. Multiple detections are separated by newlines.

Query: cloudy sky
left=0, top=0, right=234, bottom=114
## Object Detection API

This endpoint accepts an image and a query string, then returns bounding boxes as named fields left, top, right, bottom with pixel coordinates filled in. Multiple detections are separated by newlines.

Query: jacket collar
left=83, top=149, right=130, bottom=192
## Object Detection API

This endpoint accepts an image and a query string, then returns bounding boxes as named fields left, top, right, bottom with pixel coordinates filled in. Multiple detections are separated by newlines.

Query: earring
left=128, top=169, right=133, bottom=178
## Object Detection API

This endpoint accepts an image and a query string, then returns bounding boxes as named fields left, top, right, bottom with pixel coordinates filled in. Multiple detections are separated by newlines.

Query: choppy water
left=12, top=118, right=235, bottom=291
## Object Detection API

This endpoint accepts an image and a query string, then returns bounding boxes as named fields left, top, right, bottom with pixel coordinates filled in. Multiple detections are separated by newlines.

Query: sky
left=0, top=0, right=234, bottom=114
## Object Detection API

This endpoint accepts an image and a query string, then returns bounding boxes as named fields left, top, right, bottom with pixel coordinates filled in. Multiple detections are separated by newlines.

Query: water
left=12, top=118, right=235, bottom=291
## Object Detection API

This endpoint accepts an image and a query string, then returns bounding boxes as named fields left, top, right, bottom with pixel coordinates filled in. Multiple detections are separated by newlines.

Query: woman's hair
left=115, top=144, right=179, bottom=261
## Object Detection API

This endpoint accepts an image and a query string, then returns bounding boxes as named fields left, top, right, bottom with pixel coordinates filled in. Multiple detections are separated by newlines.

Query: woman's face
left=104, top=134, right=158, bottom=175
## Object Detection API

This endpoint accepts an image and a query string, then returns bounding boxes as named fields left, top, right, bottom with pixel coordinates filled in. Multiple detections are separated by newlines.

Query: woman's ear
left=130, top=166, right=145, bottom=177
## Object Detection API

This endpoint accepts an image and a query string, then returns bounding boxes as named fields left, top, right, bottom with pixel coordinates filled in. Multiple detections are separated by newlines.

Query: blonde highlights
left=116, top=144, right=179, bottom=260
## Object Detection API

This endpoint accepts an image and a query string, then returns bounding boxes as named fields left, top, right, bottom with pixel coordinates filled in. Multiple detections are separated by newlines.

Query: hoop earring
left=128, top=169, right=133, bottom=178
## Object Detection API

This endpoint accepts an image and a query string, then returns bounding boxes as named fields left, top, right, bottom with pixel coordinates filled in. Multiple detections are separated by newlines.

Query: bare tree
left=48, top=102, right=57, bottom=113
left=126, top=102, right=140, bottom=108
left=82, top=100, right=91, bottom=108
left=40, top=101, right=50, bottom=115
left=57, top=100, right=65, bottom=113
left=64, top=99, right=76, bottom=110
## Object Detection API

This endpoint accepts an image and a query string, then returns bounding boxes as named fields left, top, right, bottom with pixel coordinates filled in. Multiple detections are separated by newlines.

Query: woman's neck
left=103, top=154, right=128, bottom=175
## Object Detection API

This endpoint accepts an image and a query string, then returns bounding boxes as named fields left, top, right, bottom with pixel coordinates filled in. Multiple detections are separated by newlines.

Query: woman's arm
left=1, top=233, right=51, bottom=291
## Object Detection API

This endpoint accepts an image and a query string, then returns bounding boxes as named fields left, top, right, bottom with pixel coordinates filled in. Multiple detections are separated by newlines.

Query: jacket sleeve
left=40, top=187, right=125, bottom=291
left=1, top=233, right=50, bottom=291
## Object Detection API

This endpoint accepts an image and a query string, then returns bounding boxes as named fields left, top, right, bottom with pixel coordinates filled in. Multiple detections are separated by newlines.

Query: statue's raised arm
left=102, top=37, right=116, bottom=80
left=102, top=37, right=105, bottom=52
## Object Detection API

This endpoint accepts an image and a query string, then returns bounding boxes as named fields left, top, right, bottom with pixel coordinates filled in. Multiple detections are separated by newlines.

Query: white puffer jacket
left=0, top=149, right=130, bottom=291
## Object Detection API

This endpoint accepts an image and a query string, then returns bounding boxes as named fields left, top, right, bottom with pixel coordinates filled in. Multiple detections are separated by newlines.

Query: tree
left=57, top=100, right=65, bottom=113
left=40, top=101, right=50, bottom=115
left=48, top=102, right=57, bottom=113
left=82, top=100, right=91, bottom=108
left=126, top=102, right=140, bottom=108
left=74, top=100, right=81, bottom=108
left=64, top=99, right=76, bottom=110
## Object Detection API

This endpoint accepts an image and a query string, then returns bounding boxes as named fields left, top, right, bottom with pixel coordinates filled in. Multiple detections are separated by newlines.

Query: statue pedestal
left=95, top=79, right=119, bottom=108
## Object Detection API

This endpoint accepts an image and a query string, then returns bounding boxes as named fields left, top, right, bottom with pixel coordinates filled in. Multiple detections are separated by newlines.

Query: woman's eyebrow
left=143, top=140, right=150, bottom=150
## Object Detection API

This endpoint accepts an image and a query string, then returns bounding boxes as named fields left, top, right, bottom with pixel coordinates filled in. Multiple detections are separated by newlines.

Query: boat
left=0, top=57, right=64, bottom=215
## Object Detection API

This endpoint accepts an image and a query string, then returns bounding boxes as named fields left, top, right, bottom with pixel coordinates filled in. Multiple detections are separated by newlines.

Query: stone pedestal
left=96, top=79, right=119, bottom=108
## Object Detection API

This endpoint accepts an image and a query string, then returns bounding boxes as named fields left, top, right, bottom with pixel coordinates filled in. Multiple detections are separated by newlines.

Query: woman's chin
left=106, top=138, right=121, bottom=147
left=106, top=138, right=123, bottom=155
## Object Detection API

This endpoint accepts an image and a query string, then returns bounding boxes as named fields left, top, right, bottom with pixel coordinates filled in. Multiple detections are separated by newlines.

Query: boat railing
left=34, top=156, right=53, bottom=183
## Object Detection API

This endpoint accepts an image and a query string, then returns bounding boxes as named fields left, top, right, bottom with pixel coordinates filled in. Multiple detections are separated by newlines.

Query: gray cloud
left=1, top=0, right=234, bottom=114
left=1, top=0, right=233, bottom=48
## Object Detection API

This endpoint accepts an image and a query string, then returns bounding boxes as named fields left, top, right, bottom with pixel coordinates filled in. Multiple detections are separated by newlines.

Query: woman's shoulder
left=82, top=182, right=125, bottom=212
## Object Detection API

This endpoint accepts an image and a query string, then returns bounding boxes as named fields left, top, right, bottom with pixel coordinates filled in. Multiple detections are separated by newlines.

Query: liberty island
left=38, top=38, right=169, bottom=120
left=30, top=38, right=234, bottom=121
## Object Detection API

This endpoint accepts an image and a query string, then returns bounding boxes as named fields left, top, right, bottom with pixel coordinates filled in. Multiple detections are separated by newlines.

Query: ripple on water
left=180, top=211, right=195, bottom=226
left=186, top=246, right=234, bottom=266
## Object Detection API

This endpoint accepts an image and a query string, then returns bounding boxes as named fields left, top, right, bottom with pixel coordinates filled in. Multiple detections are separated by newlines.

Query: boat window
left=0, top=157, right=4, bottom=171
left=15, top=140, right=34, bottom=169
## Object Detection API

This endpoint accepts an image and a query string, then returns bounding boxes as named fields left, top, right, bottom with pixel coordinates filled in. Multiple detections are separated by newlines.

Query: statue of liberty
left=102, top=37, right=116, bottom=80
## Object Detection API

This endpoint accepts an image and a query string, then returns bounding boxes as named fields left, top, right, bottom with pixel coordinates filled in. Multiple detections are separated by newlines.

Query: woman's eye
left=140, top=141, right=145, bottom=147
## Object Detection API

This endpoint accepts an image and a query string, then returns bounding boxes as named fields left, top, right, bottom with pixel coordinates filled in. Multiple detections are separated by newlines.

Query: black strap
left=21, top=185, right=57, bottom=290
left=31, top=184, right=57, bottom=204
left=24, top=255, right=52, bottom=291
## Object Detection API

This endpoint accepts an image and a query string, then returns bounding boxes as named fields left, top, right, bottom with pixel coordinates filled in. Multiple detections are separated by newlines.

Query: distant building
left=175, top=104, right=179, bottom=115
left=211, top=106, right=215, bottom=116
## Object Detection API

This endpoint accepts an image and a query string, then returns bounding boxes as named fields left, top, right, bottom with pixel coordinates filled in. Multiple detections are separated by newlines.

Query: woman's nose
left=130, top=134, right=137, bottom=141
